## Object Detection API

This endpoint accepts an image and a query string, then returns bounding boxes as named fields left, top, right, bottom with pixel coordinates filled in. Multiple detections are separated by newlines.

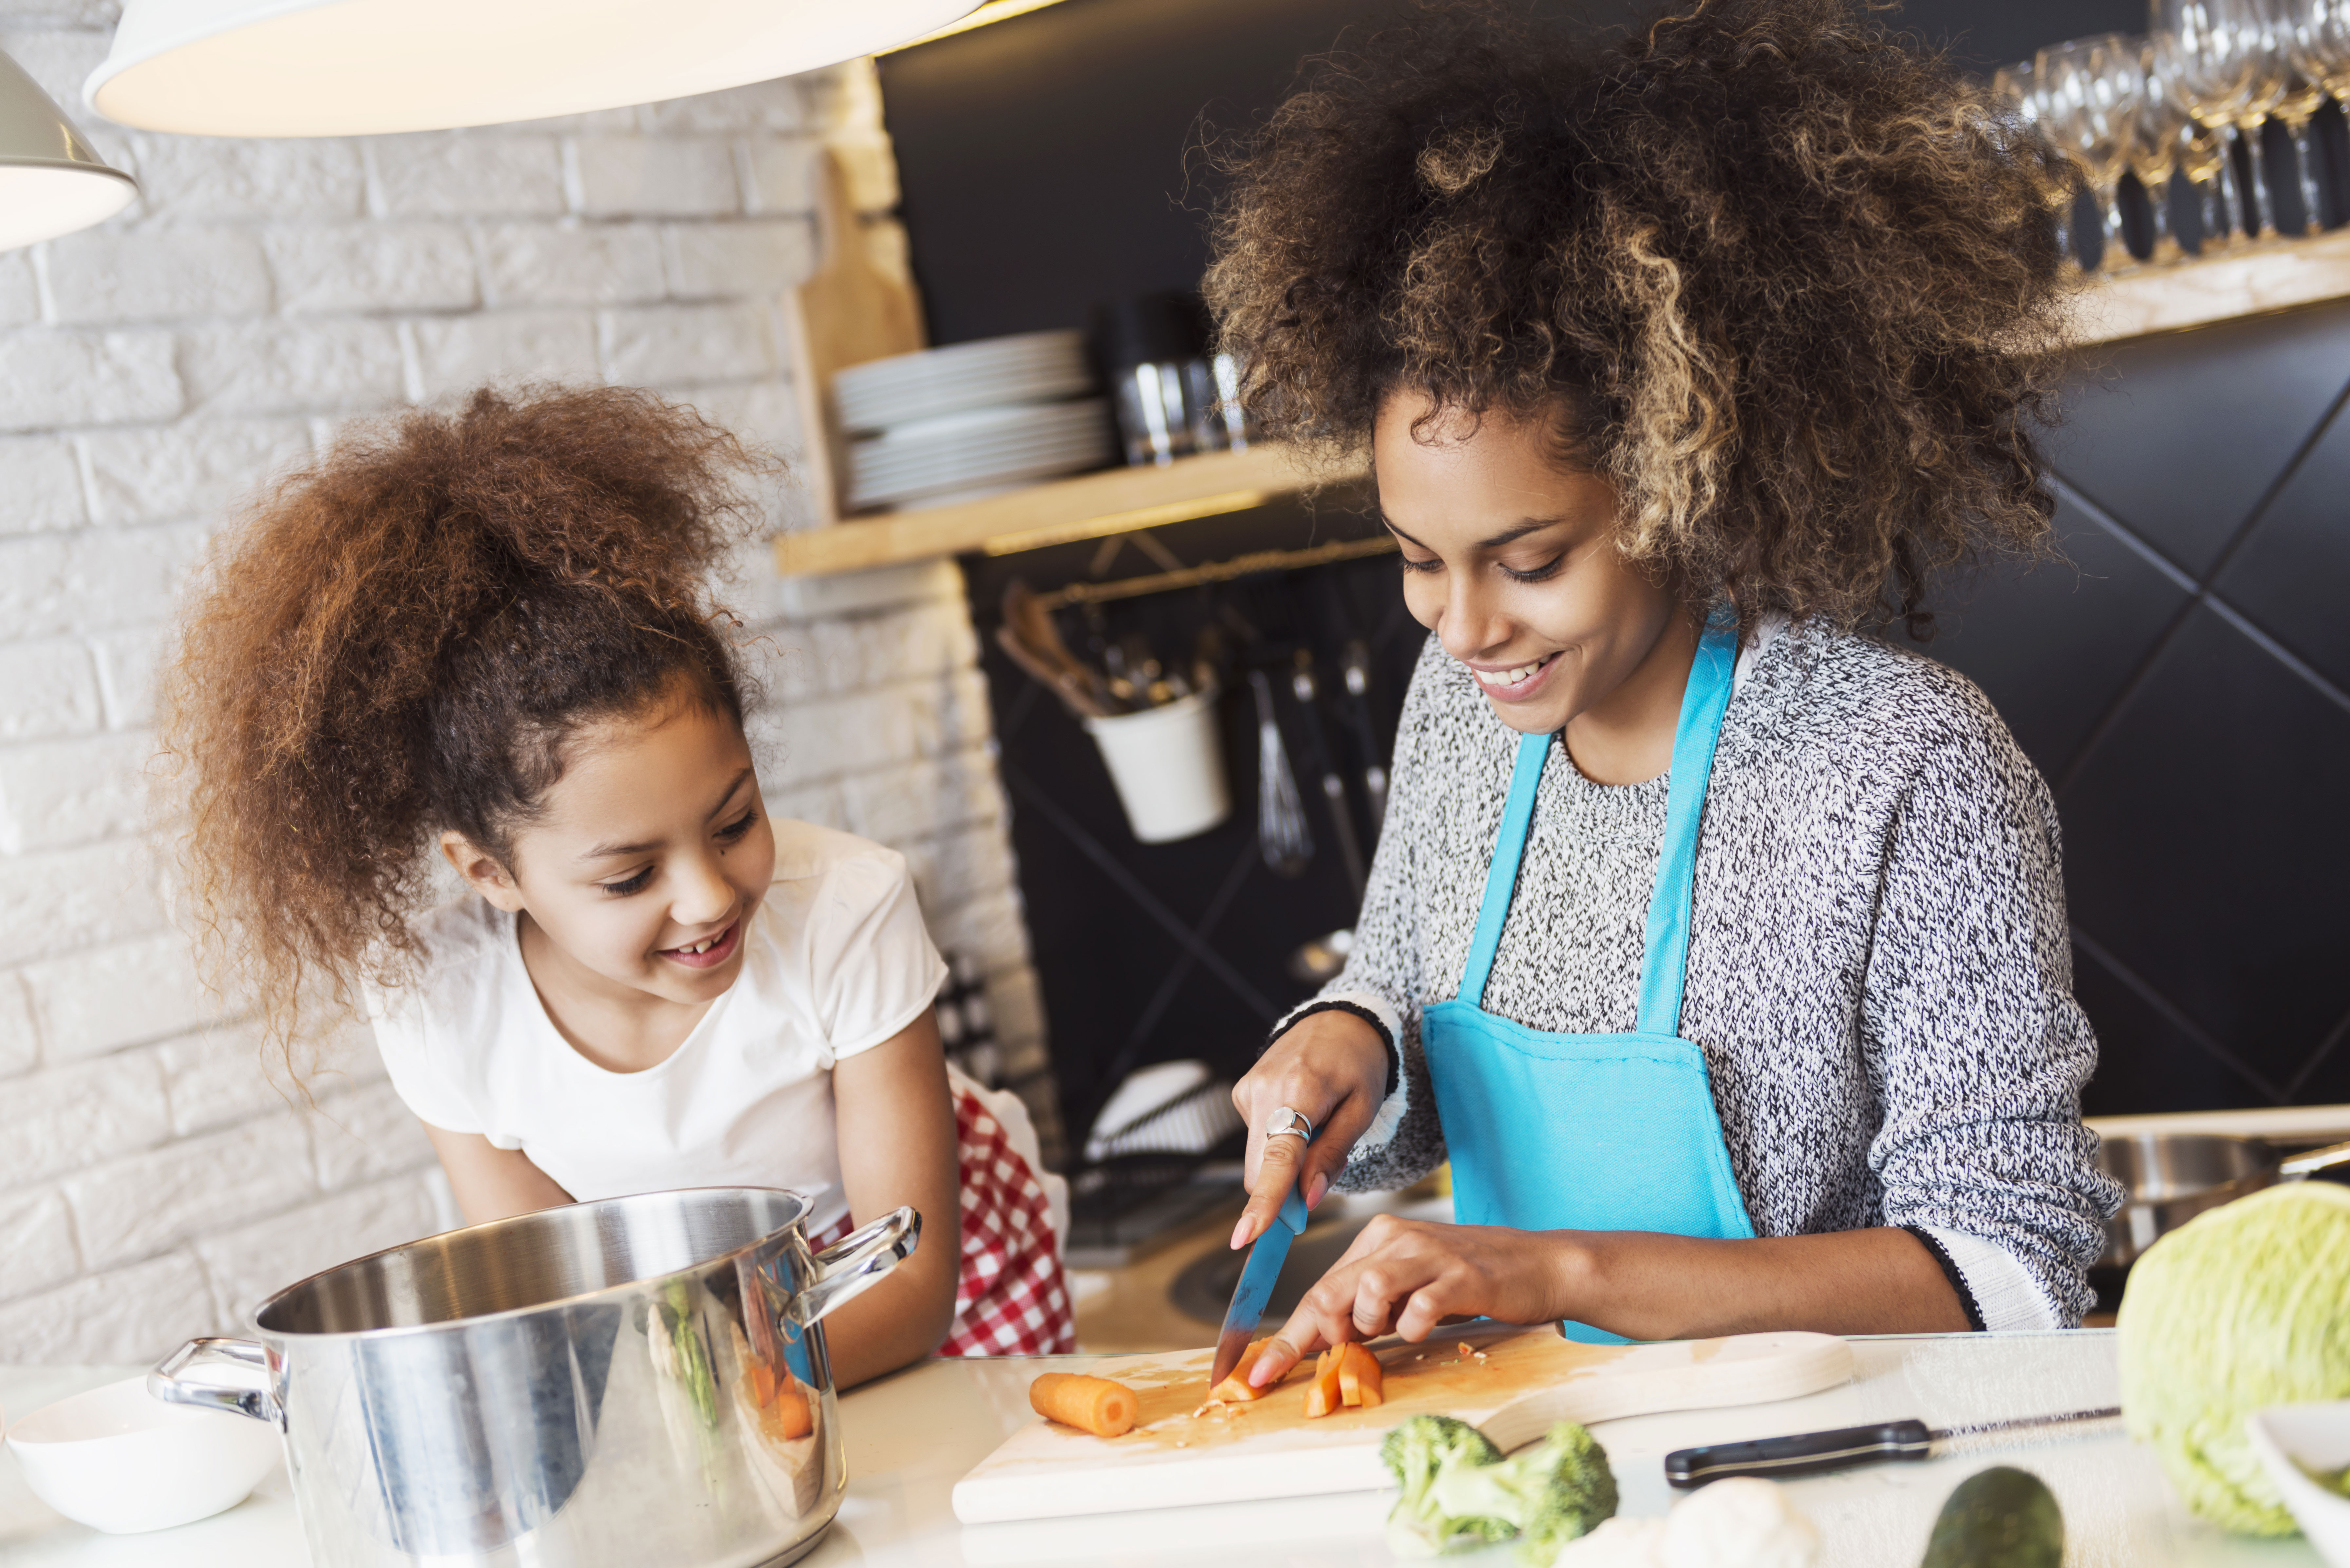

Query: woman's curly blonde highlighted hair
left=1204, top=0, right=2082, bottom=635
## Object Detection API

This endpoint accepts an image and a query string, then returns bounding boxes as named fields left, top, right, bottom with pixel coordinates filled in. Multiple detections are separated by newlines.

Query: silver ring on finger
left=1264, top=1106, right=1315, bottom=1144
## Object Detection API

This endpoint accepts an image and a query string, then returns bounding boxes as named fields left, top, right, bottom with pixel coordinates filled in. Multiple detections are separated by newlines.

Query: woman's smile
left=1469, top=651, right=1563, bottom=703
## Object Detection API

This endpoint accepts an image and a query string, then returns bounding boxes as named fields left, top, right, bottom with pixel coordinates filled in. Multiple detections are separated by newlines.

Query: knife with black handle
left=1664, top=1406, right=2121, bottom=1486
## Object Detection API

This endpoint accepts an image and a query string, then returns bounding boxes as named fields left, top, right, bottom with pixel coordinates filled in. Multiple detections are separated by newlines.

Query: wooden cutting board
left=951, top=1324, right=1852, bottom=1523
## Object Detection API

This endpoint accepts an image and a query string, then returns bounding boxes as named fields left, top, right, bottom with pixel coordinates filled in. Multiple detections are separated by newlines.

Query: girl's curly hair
left=159, top=385, right=773, bottom=1061
left=1203, top=0, right=2081, bottom=635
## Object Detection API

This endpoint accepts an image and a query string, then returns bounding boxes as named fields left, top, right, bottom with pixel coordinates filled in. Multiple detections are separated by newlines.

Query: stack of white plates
left=835, top=330, right=1112, bottom=512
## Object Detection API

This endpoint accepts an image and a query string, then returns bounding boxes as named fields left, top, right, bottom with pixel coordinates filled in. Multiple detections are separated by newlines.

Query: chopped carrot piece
left=1337, top=1342, right=1384, bottom=1408
left=1302, top=1349, right=1345, bottom=1418
left=766, top=1378, right=813, bottom=1440
left=1030, top=1373, right=1138, bottom=1438
left=1209, top=1340, right=1277, bottom=1402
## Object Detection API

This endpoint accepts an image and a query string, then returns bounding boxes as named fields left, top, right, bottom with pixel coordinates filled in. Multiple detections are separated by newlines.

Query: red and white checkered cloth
left=809, top=1078, right=1074, bottom=1356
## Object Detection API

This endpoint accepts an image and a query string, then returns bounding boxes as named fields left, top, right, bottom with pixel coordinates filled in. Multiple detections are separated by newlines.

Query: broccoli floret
left=1380, top=1415, right=1506, bottom=1556
left=1381, top=1416, right=1618, bottom=1560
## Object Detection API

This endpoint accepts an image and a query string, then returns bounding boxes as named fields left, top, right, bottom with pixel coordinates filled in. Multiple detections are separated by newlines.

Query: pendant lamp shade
left=85, top=0, right=982, bottom=137
left=0, top=50, right=136, bottom=251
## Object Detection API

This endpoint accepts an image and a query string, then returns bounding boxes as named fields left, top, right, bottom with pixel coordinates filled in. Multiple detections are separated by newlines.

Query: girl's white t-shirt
left=367, top=821, right=949, bottom=1235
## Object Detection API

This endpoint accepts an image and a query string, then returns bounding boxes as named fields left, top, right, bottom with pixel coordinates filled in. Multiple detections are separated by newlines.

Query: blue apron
left=1422, top=623, right=1754, bottom=1344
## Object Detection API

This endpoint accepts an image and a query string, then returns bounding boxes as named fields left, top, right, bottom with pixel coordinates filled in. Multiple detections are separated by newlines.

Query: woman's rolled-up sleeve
left=1861, top=714, right=2123, bottom=1329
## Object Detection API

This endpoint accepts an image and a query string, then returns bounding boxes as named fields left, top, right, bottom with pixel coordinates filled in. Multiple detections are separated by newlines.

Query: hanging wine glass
left=2306, top=0, right=2350, bottom=105
left=2267, top=0, right=2339, bottom=230
left=2038, top=35, right=2145, bottom=268
left=2128, top=37, right=2193, bottom=261
left=1992, top=59, right=2077, bottom=265
left=2153, top=0, right=2270, bottom=242
left=2210, top=0, right=2291, bottom=238
left=2149, top=26, right=2242, bottom=246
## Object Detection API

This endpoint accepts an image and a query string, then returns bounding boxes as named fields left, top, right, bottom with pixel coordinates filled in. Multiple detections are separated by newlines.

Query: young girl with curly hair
left=1215, top=0, right=2123, bottom=1375
left=163, top=386, right=1072, bottom=1380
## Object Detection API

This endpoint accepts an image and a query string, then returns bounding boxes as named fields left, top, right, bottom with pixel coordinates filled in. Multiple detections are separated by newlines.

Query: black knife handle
left=1665, top=1420, right=1933, bottom=1486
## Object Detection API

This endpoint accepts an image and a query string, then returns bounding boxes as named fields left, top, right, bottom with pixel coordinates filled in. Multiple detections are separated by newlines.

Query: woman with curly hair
left=162, top=386, right=1073, bottom=1378
left=1216, top=0, right=2122, bottom=1375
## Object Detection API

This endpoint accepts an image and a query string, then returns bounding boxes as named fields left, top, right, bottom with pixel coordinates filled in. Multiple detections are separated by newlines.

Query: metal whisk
left=1250, top=669, right=1312, bottom=877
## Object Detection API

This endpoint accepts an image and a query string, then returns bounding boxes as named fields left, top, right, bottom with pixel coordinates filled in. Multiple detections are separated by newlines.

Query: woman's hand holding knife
left=1229, top=1010, right=1543, bottom=1387
left=1228, top=1009, right=1389, bottom=1253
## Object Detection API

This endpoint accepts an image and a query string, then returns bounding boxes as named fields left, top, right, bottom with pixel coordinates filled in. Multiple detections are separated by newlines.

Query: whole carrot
left=1029, top=1372, right=1138, bottom=1438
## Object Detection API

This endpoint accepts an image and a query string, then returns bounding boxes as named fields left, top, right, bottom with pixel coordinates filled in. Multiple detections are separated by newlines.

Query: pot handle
left=790, top=1205, right=921, bottom=1328
left=150, top=1336, right=282, bottom=1427
left=2280, top=1140, right=2350, bottom=1181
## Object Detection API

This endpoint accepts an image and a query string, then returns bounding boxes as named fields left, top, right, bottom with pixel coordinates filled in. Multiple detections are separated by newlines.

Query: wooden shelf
left=2073, top=225, right=2350, bottom=345
left=772, top=444, right=1367, bottom=578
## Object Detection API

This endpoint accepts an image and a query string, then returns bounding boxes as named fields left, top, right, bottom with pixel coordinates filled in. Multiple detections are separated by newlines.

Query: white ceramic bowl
left=4, top=1374, right=282, bottom=1534
left=2246, top=1401, right=2350, bottom=1567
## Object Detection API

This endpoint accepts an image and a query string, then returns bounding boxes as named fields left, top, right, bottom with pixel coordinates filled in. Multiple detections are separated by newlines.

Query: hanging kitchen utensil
left=1086, top=685, right=1230, bottom=843
left=1250, top=670, right=1312, bottom=877
left=1339, top=639, right=1389, bottom=829
left=1288, top=649, right=1366, bottom=898
left=1192, top=623, right=1226, bottom=698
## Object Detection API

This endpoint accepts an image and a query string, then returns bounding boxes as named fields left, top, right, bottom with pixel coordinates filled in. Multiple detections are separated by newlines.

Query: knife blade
left=1207, top=1182, right=1311, bottom=1390
left=1664, top=1405, right=2122, bottom=1486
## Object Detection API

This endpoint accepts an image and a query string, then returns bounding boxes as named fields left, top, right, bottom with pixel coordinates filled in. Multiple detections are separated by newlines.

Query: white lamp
left=85, top=0, right=982, bottom=137
left=0, top=49, right=135, bottom=251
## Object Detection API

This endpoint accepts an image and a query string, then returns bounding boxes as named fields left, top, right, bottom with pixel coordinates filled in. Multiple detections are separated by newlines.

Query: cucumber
left=1919, top=1466, right=2064, bottom=1568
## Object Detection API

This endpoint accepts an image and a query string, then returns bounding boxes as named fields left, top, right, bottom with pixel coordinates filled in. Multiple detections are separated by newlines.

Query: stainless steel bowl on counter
left=2096, top=1132, right=2350, bottom=1267
left=148, top=1187, right=917, bottom=1568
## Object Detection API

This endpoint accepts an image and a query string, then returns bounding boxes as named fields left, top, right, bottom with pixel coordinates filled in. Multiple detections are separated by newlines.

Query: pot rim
left=244, top=1184, right=816, bottom=1347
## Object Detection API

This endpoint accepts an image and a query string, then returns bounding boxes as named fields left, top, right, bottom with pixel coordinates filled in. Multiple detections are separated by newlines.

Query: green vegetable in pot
left=1919, top=1466, right=2062, bottom=1568
left=2117, top=1181, right=2350, bottom=1535
left=1380, top=1413, right=1618, bottom=1560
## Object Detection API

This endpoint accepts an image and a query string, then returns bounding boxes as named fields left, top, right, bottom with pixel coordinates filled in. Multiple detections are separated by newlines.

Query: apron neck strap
left=1632, top=622, right=1741, bottom=1036
left=1457, top=729, right=1553, bottom=1009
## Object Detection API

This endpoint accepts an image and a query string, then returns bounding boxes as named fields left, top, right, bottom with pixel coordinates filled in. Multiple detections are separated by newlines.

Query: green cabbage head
left=2117, top=1180, right=2350, bottom=1535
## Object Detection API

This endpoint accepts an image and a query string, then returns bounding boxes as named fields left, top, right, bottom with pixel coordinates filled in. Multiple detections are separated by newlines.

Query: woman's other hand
left=1247, top=1215, right=1565, bottom=1386
left=1229, top=1009, right=1390, bottom=1250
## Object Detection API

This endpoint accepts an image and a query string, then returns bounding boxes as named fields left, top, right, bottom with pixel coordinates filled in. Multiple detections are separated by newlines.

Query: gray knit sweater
left=1289, top=619, right=2124, bottom=1329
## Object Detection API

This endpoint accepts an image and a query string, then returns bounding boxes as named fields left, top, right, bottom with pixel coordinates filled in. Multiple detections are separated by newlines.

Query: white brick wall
left=0, top=13, right=1055, bottom=1363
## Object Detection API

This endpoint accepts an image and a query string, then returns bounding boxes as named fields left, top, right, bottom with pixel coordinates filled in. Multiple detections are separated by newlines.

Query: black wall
left=1907, top=301, right=2350, bottom=1118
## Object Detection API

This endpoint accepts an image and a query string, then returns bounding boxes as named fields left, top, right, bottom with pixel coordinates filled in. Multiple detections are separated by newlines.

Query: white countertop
left=0, top=1332, right=2321, bottom=1567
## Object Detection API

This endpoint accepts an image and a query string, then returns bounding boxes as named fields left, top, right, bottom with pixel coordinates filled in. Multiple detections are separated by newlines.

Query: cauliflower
left=1553, top=1478, right=1818, bottom=1568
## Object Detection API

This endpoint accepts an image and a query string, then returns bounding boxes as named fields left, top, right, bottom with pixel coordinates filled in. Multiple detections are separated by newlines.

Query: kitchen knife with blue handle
left=1207, top=1182, right=1311, bottom=1390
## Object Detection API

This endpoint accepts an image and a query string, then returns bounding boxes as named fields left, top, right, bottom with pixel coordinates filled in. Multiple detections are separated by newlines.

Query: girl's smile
left=659, top=919, right=741, bottom=969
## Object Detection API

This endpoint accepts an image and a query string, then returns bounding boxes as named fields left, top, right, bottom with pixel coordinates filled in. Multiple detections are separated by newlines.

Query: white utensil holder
left=1084, top=686, right=1229, bottom=843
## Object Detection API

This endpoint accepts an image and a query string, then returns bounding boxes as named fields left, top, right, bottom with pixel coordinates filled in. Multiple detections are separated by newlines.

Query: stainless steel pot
left=149, top=1187, right=916, bottom=1568
left=2096, top=1133, right=2350, bottom=1266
